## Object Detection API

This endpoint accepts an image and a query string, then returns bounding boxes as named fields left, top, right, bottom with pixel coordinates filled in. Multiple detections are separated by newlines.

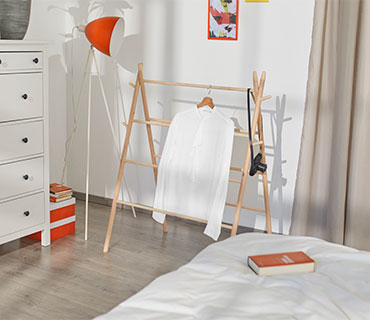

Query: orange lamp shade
left=84, top=17, right=125, bottom=57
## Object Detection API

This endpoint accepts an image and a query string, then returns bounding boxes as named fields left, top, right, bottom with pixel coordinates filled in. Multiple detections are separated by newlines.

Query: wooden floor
left=0, top=200, right=230, bottom=320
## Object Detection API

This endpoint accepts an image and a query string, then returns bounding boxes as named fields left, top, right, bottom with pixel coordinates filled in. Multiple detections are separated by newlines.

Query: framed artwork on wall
left=208, top=0, right=239, bottom=40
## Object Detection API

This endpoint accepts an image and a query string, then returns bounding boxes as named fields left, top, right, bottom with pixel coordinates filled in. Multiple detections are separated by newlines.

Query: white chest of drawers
left=0, top=41, right=50, bottom=247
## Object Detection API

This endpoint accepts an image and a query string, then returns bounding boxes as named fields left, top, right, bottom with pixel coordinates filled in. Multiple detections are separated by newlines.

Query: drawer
left=0, top=73, right=43, bottom=122
left=0, top=157, right=44, bottom=200
left=0, top=192, right=45, bottom=237
left=0, top=52, right=43, bottom=71
left=0, top=121, right=44, bottom=162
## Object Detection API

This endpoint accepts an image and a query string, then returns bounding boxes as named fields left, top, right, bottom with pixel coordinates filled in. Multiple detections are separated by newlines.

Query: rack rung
left=125, top=160, right=158, bottom=168
left=129, top=81, right=271, bottom=100
left=129, top=80, right=271, bottom=101
left=234, top=132, right=248, bottom=138
left=149, top=118, right=171, bottom=124
left=127, top=157, right=243, bottom=174
left=129, top=80, right=253, bottom=93
left=234, top=128, right=254, bottom=135
left=129, top=82, right=271, bottom=100
left=133, top=119, right=169, bottom=127
left=230, top=166, right=243, bottom=172
left=125, top=119, right=263, bottom=144
left=261, top=95, right=271, bottom=101
left=229, top=178, right=241, bottom=184
left=125, top=120, right=262, bottom=144
left=225, top=202, right=265, bottom=214
left=117, top=200, right=233, bottom=230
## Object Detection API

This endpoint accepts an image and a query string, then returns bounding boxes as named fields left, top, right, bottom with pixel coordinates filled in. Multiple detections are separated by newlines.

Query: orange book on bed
left=248, top=251, right=315, bottom=276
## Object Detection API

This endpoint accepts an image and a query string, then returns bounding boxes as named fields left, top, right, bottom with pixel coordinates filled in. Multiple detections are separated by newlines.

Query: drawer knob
left=22, top=137, right=29, bottom=143
left=24, top=211, right=30, bottom=217
left=23, top=174, right=29, bottom=180
left=33, top=58, right=39, bottom=64
left=0, top=59, right=2, bottom=64
left=22, top=94, right=28, bottom=100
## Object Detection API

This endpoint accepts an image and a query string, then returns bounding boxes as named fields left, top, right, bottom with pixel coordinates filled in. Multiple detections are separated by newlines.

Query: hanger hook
left=208, top=84, right=212, bottom=96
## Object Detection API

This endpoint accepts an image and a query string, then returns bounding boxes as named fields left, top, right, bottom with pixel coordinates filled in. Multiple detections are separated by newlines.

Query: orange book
left=50, top=183, right=72, bottom=195
left=50, top=195, right=72, bottom=202
left=28, top=198, right=75, bottom=242
left=248, top=251, right=315, bottom=276
left=28, top=222, right=75, bottom=242
left=50, top=192, right=73, bottom=199
left=50, top=202, right=75, bottom=223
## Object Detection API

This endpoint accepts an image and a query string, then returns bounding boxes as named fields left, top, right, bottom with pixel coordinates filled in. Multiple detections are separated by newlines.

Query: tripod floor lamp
left=62, top=17, right=136, bottom=241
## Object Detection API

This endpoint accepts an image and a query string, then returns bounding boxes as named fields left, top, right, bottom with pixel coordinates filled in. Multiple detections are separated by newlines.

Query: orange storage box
left=28, top=198, right=76, bottom=242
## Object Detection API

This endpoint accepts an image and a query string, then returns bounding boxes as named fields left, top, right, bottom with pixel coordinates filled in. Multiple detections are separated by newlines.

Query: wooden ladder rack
left=103, top=63, right=272, bottom=253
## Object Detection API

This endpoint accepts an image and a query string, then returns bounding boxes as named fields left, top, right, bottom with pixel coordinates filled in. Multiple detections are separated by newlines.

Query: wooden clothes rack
left=103, top=63, right=272, bottom=253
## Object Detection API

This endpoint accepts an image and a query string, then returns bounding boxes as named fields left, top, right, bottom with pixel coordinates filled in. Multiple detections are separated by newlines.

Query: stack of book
left=50, top=183, right=73, bottom=203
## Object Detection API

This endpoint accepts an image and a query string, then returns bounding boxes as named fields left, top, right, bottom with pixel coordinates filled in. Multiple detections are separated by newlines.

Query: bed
left=95, top=233, right=370, bottom=319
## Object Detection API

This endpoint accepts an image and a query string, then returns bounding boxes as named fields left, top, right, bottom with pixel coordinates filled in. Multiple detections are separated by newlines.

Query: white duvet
left=96, top=233, right=370, bottom=319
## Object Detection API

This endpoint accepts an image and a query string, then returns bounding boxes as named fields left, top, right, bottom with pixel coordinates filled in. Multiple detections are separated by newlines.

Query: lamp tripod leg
left=85, top=54, right=93, bottom=241
left=91, top=51, right=137, bottom=218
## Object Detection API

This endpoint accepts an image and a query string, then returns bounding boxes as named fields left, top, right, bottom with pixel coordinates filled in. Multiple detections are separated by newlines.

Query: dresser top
left=0, top=40, right=52, bottom=52
left=0, top=40, right=51, bottom=45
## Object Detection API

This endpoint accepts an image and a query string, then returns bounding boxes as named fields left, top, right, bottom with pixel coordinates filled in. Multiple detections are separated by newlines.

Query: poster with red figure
left=208, top=0, right=239, bottom=40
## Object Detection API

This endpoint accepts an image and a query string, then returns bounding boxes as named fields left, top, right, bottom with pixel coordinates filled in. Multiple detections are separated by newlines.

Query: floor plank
left=0, top=200, right=230, bottom=320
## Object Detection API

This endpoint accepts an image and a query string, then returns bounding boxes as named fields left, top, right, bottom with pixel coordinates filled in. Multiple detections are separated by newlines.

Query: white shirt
left=153, top=106, right=234, bottom=240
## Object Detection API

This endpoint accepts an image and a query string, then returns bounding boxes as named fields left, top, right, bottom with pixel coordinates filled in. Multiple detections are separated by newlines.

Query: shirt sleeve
left=152, top=115, right=179, bottom=224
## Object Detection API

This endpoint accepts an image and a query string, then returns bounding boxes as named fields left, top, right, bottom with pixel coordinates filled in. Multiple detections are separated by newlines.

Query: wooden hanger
left=197, top=96, right=215, bottom=109
left=197, top=85, right=215, bottom=109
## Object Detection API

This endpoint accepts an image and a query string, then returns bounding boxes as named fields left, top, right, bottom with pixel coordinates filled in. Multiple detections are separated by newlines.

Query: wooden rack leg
left=254, top=74, right=272, bottom=234
left=103, top=71, right=141, bottom=253
left=258, top=117, right=272, bottom=234
left=231, top=149, right=252, bottom=236
left=231, top=72, right=266, bottom=236
left=138, top=64, right=168, bottom=233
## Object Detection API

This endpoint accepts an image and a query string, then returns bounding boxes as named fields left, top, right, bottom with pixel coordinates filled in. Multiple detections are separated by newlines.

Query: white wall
left=25, top=0, right=69, bottom=184
left=65, top=0, right=315, bottom=234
